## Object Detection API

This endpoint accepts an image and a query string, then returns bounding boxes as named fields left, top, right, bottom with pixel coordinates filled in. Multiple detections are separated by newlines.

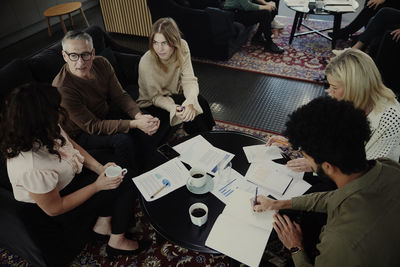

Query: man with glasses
left=53, top=30, right=160, bottom=174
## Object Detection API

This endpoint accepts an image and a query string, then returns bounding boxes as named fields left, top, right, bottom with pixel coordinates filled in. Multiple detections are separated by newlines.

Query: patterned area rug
left=193, top=16, right=350, bottom=83
left=0, top=121, right=294, bottom=267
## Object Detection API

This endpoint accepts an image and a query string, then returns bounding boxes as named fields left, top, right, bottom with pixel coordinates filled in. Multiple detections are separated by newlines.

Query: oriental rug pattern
left=193, top=16, right=350, bottom=83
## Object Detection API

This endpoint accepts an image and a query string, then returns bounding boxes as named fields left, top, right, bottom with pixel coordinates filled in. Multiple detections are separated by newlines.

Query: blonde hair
left=325, top=49, right=396, bottom=112
left=149, top=17, right=183, bottom=72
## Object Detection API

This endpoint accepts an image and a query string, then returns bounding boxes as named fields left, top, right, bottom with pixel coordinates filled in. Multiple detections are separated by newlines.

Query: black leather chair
left=0, top=26, right=152, bottom=266
left=374, top=30, right=400, bottom=97
left=146, top=0, right=253, bottom=60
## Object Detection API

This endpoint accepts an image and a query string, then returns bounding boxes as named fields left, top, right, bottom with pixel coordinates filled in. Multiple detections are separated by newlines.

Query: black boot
left=264, top=41, right=284, bottom=54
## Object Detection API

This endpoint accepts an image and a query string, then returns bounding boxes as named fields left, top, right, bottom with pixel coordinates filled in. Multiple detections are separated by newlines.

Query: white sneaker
left=271, top=19, right=285, bottom=29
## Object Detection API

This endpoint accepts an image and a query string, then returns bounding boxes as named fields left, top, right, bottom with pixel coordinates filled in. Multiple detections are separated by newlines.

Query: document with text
left=132, top=158, right=189, bottom=202
left=173, top=135, right=235, bottom=175
left=206, top=190, right=274, bottom=267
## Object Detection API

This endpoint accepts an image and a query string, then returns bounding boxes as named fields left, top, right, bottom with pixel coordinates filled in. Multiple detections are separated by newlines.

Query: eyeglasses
left=64, top=50, right=93, bottom=61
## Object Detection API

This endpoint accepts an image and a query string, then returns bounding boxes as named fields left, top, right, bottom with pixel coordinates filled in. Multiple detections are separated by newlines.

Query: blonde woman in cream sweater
left=137, top=17, right=215, bottom=135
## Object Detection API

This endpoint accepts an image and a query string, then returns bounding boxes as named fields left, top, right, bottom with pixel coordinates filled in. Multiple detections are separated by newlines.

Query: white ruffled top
left=7, top=127, right=84, bottom=203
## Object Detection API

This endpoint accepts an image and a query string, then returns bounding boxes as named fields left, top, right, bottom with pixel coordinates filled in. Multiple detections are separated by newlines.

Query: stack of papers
left=242, top=145, right=282, bottom=163
left=206, top=190, right=274, bottom=267
left=174, top=135, right=234, bottom=175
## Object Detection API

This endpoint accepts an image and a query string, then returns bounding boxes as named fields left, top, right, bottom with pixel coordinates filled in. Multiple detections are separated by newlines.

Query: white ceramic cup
left=105, top=165, right=127, bottom=178
left=189, top=202, right=208, bottom=227
left=188, top=168, right=207, bottom=188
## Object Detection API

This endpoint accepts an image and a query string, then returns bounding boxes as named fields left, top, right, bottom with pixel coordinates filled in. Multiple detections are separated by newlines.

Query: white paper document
left=243, top=145, right=283, bottom=163
left=245, top=162, right=295, bottom=194
left=173, top=135, right=235, bottom=175
left=132, top=158, right=189, bottom=202
left=324, top=5, right=355, bottom=12
left=284, top=0, right=308, bottom=7
left=324, top=0, right=352, bottom=5
left=206, top=190, right=274, bottom=267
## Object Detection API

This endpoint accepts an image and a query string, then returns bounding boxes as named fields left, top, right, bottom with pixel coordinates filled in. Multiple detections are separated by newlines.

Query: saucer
left=186, top=175, right=214, bottom=195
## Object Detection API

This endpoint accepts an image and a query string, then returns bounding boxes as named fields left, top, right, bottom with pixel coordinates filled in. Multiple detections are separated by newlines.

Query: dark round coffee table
left=141, top=131, right=266, bottom=253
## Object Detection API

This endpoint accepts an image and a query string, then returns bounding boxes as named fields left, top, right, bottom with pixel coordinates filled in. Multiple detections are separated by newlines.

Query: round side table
left=44, top=1, right=89, bottom=36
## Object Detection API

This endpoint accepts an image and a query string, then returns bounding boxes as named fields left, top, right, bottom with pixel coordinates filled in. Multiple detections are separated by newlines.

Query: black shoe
left=328, top=31, right=349, bottom=41
left=264, top=42, right=284, bottom=54
left=92, top=231, right=110, bottom=241
left=251, top=34, right=267, bottom=45
left=106, top=239, right=152, bottom=257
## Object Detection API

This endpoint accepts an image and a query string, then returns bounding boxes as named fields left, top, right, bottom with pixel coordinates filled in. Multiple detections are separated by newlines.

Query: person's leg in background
left=233, top=9, right=284, bottom=53
left=332, top=0, right=400, bottom=40
left=353, top=7, right=400, bottom=50
left=270, top=0, right=285, bottom=29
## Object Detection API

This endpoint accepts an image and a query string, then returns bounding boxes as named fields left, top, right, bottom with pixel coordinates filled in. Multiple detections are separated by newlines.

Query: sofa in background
left=146, top=0, right=254, bottom=60
left=0, top=25, right=148, bottom=266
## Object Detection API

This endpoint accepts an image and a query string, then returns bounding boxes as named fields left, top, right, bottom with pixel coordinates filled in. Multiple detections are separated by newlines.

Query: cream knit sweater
left=137, top=39, right=203, bottom=126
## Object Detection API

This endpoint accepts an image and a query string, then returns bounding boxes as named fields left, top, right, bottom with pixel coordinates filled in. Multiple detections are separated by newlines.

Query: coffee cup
left=188, top=168, right=207, bottom=188
left=189, top=202, right=208, bottom=227
left=105, top=165, right=127, bottom=178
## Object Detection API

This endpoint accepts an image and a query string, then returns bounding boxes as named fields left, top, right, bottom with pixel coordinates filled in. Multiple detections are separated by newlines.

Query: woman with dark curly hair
left=0, top=83, right=150, bottom=266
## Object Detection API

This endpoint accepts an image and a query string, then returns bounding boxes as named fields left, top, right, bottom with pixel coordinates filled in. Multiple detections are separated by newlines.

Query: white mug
left=189, top=202, right=208, bottom=227
left=188, top=168, right=207, bottom=188
left=105, top=165, right=127, bottom=178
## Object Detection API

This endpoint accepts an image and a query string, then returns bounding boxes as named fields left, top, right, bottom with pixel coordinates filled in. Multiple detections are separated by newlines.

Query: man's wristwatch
left=289, top=246, right=303, bottom=255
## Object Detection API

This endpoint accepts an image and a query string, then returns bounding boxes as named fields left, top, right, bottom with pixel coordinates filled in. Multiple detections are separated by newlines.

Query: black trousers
left=144, top=94, right=216, bottom=136
left=228, top=0, right=280, bottom=43
left=74, top=104, right=172, bottom=175
left=20, top=168, right=137, bottom=266
left=359, top=7, right=400, bottom=46
left=341, top=0, right=400, bottom=35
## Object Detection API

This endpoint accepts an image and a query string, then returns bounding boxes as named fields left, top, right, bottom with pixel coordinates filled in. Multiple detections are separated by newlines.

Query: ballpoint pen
left=150, top=182, right=170, bottom=199
left=254, top=187, right=258, bottom=206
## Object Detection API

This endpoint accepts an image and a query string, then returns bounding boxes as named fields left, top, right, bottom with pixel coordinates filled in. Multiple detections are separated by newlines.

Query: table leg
left=289, top=12, right=301, bottom=45
left=298, top=13, right=304, bottom=30
left=46, top=17, right=52, bottom=37
left=59, top=15, right=67, bottom=34
left=332, top=13, right=342, bottom=49
left=80, top=8, right=90, bottom=27
left=69, top=13, right=74, bottom=29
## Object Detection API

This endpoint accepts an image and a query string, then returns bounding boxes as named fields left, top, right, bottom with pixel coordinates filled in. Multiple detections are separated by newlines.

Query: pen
left=254, top=187, right=258, bottom=206
left=150, top=182, right=169, bottom=199
left=274, top=139, right=289, bottom=146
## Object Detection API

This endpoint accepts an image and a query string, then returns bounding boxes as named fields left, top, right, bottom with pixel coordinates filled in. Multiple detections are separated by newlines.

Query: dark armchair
left=146, top=0, right=253, bottom=60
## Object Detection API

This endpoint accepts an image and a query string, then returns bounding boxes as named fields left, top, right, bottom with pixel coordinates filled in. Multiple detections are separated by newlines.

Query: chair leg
left=80, top=8, right=90, bottom=27
left=69, top=13, right=74, bottom=29
left=59, top=15, right=67, bottom=34
left=46, top=17, right=52, bottom=37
